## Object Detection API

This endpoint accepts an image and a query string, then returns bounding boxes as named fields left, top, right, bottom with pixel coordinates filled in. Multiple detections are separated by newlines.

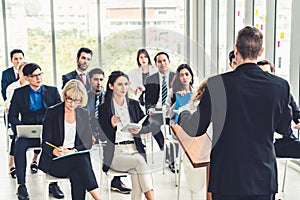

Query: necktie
left=95, top=93, right=101, bottom=118
left=80, top=73, right=86, bottom=86
left=161, top=76, right=167, bottom=105
left=16, top=73, right=19, bottom=80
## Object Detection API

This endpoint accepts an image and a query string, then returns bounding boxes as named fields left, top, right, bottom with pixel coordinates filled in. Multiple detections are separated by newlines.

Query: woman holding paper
left=165, top=64, right=194, bottom=173
left=98, top=71, right=157, bottom=200
left=166, top=63, right=195, bottom=122
left=38, top=80, right=102, bottom=200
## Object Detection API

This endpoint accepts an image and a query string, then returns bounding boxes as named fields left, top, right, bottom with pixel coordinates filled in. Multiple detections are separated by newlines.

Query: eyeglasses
left=65, top=96, right=81, bottom=104
left=28, top=72, right=44, bottom=79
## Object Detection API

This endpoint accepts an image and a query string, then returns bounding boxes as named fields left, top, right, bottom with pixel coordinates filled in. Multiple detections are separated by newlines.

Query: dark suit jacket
left=62, top=70, right=90, bottom=91
left=38, top=102, right=93, bottom=173
left=98, top=98, right=152, bottom=172
left=144, top=71, right=175, bottom=149
left=8, top=85, right=61, bottom=133
left=86, top=90, right=105, bottom=120
left=144, top=71, right=175, bottom=110
left=1, top=67, right=17, bottom=100
left=180, top=63, right=292, bottom=195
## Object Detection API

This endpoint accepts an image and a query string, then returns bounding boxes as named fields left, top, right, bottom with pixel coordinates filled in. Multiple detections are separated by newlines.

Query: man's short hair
left=10, top=49, right=24, bottom=60
left=257, top=60, right=275, bottom=73
left=236, top=26, right=263, bottom=60
left=77, top=47, right=93, bottom=59
left=23, top=63, right=41, bottom=76
left=154, top=52, right=169, bottom=63
left=88, top=68, right=104, bottom=79
left=229, top=50, right=235, bottom=64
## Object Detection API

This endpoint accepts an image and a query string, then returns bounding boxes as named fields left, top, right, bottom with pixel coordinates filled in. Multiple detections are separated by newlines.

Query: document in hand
left=52, top=146, right=99, bottom=160
left=121, top=115, right=148, bottom=132
left=174, top=92, right=193, bottom=123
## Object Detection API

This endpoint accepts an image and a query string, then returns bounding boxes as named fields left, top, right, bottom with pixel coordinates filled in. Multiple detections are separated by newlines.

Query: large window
left=275, top=0, right=292, bottom=80
left=3, top=0, right=53, bottom=85
left=53, top=0, right=98, bottom=89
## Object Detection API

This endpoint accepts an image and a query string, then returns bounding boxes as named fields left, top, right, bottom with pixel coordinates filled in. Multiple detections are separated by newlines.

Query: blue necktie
left=161, top=76, right=167, bottom=105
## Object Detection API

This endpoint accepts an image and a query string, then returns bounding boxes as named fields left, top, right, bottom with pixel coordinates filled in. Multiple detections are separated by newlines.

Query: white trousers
left=110, top=144, right=154, bottom=200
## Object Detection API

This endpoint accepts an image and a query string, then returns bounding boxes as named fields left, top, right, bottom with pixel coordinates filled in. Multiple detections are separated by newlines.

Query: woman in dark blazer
left=98, top=71, right=157, bottom=200
left=39, top=79, right=102, bottom=200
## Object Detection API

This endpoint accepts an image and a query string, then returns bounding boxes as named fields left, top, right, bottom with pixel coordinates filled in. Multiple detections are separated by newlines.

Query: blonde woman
left=39, top=79, right=102, bottom=200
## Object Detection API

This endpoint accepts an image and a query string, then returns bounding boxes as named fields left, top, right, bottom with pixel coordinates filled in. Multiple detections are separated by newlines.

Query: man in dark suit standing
left=180, top=26, right=293, bottom=200
left=9, top=63, right=64, bottom=200
left=144, top=52, right=175, bottom=155
left=62, top=47, right=92, bottom=90
left=1, top=49, right=25, bottom=101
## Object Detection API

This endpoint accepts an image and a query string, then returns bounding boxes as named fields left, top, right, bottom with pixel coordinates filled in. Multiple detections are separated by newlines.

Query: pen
left=114, top=110, right=124, bottom=127
left=46, top=141, right=59, bottom=149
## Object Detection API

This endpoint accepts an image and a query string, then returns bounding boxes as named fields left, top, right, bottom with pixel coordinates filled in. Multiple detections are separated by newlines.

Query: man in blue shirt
left=9, top=63, right=63, bottom=200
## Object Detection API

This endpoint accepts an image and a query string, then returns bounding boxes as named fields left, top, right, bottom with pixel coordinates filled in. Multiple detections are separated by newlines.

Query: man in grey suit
left=62, top=47, right=92, bottom=90
left=180, top=26, right=292, bottom=200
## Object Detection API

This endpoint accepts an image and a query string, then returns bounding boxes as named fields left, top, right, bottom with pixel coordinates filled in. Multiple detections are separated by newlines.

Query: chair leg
left=177, top=155, right=183, bottom=200
left=107, top=173, right=111, bottom=200
left=282, top=159, right=288, bottom=192
left=172, top=142, right=178, bottom=187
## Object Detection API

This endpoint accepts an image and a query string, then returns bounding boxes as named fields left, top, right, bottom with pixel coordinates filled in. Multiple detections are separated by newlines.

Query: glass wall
left=53, top=0, right=98, bottom=88
left=0, top=0, right=298, bottom=105
left=4, top=0, right=53, bottom=85
left=275, top=0, right=292, bottom=80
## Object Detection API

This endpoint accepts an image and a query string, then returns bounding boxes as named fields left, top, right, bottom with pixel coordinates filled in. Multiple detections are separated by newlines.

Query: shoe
left=10, top=167, right=17, bottom=179
left=111, top=181, right=131, bottom=194
left=17, top=185, right=29, bottom=200
left=49, top=183, right=64, bottom=199
left=169, top=163, right=179, bottom=173
left=30, top=161, right=38, bottom=174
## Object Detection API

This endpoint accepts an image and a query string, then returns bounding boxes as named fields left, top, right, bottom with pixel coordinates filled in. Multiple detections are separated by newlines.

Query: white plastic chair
left=43, top=173, right=69, bottom=200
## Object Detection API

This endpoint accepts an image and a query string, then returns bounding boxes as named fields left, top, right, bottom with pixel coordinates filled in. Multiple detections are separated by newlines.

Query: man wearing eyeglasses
left=8, top=63, right=64, bottom=200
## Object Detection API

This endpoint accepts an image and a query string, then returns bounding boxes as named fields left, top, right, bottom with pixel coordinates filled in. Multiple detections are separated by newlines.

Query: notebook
left=16, top=125, right=42, bottom=138
left=174, top=92, right=192, bottom=123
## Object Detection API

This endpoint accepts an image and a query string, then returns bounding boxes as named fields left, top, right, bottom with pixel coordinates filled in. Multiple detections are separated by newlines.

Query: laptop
left=16, top=125, right=43, bottom=138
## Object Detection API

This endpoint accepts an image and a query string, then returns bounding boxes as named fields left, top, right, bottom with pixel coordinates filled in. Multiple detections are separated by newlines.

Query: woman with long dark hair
left=98, top=71, right=156, bottom=200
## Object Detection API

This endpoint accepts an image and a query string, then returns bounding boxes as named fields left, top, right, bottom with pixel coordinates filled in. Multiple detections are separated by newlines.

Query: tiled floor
left=0, top=118, right=300, bottom=200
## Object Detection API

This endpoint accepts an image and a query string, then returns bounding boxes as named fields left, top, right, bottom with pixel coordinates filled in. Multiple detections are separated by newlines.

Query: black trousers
left=212, top=193, right=275, bottom=200
left=48, top=153, right=98, bottom=200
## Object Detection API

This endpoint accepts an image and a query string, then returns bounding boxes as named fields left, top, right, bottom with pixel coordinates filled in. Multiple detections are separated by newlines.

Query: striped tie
left=95, top=93, right=101, bottom=118
left=161, top=76, right=167, bottom=105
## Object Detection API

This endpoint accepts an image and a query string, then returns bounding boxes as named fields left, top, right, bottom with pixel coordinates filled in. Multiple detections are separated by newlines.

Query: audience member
left=39, top=79, right=102, bottom=200
left=165, top=63, right=194, bottom=173
left=228, top=50, right=238, bottom=70
left=127, top=49, right=157, bottom=104
left=4, top=61, right=30, bottom=179
left=98, top=71, right=157, bottom=200
left=257, top=59, right=300, bottom=158
left=144, top=52, right=175, bottom=150
left=62, top=47, right=92, bottom=90
left=8, top=63, right=64, bottom=200
left=180, top=26, right=293, bottom=200
left=1, top=49, right=25, bottom=101
left=87, top=68, right=132, bottom=194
